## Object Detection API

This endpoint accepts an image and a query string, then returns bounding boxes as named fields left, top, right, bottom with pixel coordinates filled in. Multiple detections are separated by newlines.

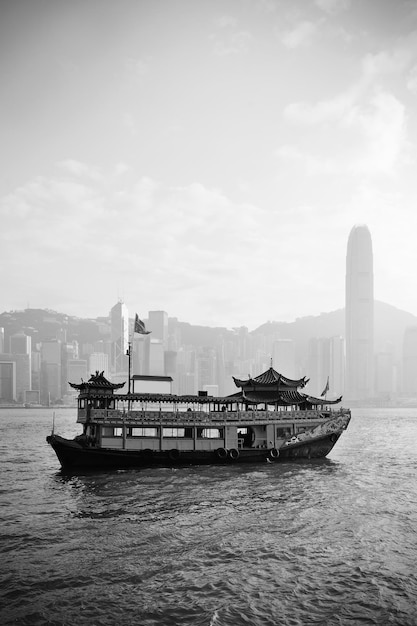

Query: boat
left=47, top=366, right=351, bottom=471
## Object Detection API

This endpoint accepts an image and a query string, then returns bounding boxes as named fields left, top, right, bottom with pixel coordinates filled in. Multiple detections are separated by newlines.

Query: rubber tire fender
left=168, top=448, right=181, bottom=462
left=216, top=447, right=228, bottom=460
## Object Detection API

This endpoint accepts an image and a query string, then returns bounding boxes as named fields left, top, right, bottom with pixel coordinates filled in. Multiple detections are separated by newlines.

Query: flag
left=321, top=376, right=329, bottom=397
left=134, top=314, right=151, bottom=335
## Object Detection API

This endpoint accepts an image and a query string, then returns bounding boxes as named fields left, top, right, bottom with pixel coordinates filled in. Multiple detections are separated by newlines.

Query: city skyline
left=2, top=1, right=417, bottom=329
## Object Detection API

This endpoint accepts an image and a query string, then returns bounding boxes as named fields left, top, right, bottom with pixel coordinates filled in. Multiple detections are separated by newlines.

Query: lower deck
left=78, top=408, right=349, bottom=454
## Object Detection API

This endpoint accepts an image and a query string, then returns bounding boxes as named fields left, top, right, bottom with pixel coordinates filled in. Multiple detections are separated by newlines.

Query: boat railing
left=87, top=407, right=346, bottom=424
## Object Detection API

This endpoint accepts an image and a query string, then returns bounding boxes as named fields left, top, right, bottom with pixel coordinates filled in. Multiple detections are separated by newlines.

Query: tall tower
left=345, top=224, right=374, bottom=400
left=110, top=300, right=129, bottom=375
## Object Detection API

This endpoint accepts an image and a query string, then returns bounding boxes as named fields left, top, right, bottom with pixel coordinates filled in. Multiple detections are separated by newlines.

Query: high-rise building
left=0, top=361, right=16, bottom=402
left=67, top=359, right=88, bottom=388
left=10, top=332, right=31, bottom=356
left=402, top=326, right=417, bottom=394
left=146, top=339, right=165, bottom=375
left=345, top=224, right=374, bottom=400
left=306, top=336, right=345, bottom=399
left=272, top=339, right=296, bottom=378
left=89, top=352, right=110, bottom=378
left=307, top=337, right=330, bottom=397
left=197, top=346, right=217, bottom=392
left=375, top=350, right=394, bottom=397
left=41, top=339, right=62, bottom=403
left=148, top=311, right=168, bottom=348
left=110, top=300, right=129, bottom=375
left=10, top=332, right=32, bottom=401
left=329, top=336, right=345, bottom=398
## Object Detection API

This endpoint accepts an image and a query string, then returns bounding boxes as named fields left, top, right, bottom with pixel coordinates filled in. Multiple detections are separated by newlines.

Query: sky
left=2, top=0, right=417, bottom=330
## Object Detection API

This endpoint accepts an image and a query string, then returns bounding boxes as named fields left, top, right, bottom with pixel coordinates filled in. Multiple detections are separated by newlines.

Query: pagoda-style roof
left=230, top=366, right=341, bottom=407
left=233, top=367, right=308, bottom=390
left=228, top=388, right=342, bottom=407
left=69, top=371, right=125, bottom=392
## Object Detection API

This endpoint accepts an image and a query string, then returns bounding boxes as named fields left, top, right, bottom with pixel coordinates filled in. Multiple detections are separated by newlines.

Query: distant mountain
left=1, top=302, right=416, bottom=363
left=253, top=301, right=417, bottom=362
left=0, top=308, right=107, bottom=347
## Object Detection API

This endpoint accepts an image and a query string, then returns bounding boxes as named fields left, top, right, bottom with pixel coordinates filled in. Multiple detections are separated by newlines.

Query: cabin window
left=79, top=399, right=86, bottom=409
left=277, top=427, right=292, bottom=438
left=102, top=426, right=123, bottom=437
left=92, top=398, right=107, bottom=409
left=163, top=427, right=193, bottom=438
left=130, top=427, right=158, bottom=438
left=197, top=428, right=224, bottom=439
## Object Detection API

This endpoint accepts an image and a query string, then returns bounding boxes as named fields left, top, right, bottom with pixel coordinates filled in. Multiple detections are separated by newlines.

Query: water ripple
left=1, top=409, right=417, bottom=625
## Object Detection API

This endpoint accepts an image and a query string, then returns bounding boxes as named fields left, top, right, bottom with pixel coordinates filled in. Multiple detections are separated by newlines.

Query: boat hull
left=46, top=432, right=341, bottom=471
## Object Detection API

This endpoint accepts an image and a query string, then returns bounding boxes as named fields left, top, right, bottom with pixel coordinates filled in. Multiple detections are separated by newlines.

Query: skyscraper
left=148, top=311, right=168, bottom=347
left=110, top=300, right=129, bottom=375
left=345, top=224, right=374, bottom=400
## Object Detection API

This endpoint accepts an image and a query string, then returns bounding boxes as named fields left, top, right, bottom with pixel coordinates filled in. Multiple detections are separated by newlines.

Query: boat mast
left=126, top=319, right=134, bottom=410
left=127, top=341, right=132, bottom=395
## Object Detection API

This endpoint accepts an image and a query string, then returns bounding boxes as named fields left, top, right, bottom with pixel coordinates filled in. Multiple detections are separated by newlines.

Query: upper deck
left=77, top=406, right=346, bottom=426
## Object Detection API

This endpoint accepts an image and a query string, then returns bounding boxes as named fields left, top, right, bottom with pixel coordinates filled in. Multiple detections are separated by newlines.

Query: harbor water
left=1, top=408, right=417, bottom=625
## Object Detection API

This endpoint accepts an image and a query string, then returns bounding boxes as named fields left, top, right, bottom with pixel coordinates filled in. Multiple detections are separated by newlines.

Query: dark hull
left=46, top=433, right=341, bottom=472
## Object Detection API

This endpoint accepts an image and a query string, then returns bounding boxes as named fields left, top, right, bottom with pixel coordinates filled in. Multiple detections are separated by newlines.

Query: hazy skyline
left=2, top=0, right=417, bottom=330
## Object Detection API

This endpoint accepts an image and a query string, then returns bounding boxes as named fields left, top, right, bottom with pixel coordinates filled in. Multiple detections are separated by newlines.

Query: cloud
left=0, top=163, right=352, bottom=326
left=274, top=144, right=339, bottom=176
left=281, top=20, right=322, bottom=49
left=362, top=49, right=412, bottom=81
left=210, top=16, right=252, bottom=56
left=281, top=37, right=412, bottom=177
left=210, top=30, right=252, bottom=56
left=345, top=90, right=407, bottom=174
left=407, top=66, right=417, bottom=94
left=122, top=111, right=138, bottom=135
left=215, top=15, right=237, bottom=29
left=315, top=0, right=350, bottom=15
left=284, top=92, right=352, bottom=125
left=124, top=56, right=151, bottom=88
left=58, top=159, right=103, bottom=181
left=279, top=89, right=407, bottom=177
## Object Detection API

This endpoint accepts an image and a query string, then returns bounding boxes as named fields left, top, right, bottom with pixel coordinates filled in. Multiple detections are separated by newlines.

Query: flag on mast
left=321, top=376, right=329, bottom=397
left=134, top=314, right=151, bottom=335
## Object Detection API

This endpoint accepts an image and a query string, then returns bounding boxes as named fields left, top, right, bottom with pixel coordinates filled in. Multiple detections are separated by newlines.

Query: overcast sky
left=2, top=0, right=417, bottom=329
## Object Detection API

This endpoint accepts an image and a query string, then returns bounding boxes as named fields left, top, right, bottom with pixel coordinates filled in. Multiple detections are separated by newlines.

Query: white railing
left=87, top=407, right=348, bottom=425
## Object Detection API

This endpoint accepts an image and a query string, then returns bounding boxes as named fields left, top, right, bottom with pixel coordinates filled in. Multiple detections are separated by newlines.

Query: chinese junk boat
left=47, top=367, right=351, bottom=471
